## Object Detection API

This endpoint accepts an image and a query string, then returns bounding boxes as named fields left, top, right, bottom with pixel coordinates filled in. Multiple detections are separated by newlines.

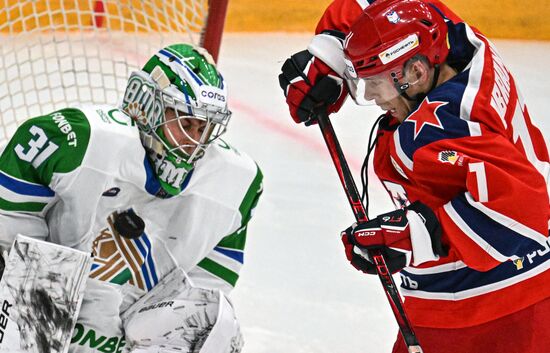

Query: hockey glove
left=341, top=201, right=447, bottom=274
left=278, top=32, right=349, bottom=125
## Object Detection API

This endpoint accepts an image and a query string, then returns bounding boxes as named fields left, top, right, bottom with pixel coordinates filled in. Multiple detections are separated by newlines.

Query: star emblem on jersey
left=406, top=98, right=448, bottom=140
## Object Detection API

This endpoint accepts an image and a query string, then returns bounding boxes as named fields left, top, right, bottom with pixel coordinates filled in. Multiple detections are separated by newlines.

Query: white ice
left=218, top=34, right=550, bottom=353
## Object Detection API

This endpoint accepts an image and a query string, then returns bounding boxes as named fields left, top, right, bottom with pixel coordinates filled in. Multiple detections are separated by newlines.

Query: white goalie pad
left=0, top=235, right=92, bottom=353
left=122, top=268, right=243, bottom=353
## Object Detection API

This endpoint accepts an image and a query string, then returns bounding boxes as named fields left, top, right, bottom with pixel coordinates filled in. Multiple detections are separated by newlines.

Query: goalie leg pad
left=0, top=235, right=91, bottom=353
left=122, top=268, right=243, bottom=353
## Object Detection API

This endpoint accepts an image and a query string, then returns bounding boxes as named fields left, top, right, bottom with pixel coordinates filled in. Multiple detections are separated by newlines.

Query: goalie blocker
left=0, top=235, right=91, bottom=353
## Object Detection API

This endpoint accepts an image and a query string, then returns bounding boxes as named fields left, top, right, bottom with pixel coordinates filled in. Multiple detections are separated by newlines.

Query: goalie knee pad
left=122, top=268, right=243, bottom=353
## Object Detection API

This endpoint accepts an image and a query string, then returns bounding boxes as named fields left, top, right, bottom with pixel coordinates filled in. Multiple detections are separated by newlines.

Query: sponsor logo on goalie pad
left=71, top=324, right=126, bottom=353
left=0, top=300, right=12, bottom=344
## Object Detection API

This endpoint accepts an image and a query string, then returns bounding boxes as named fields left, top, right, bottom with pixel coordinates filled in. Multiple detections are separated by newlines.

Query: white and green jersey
left=0, top=106, right=263, bottom=296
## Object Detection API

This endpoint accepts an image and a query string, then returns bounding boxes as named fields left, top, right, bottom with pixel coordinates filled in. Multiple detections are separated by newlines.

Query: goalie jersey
left=0, top=105, right=262, bottom=298
left=317, top=0, right=550, bottom=328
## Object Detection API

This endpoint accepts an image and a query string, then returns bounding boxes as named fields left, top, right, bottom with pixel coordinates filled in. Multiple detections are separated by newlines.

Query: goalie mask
left=122, top=43, right=231, bottom=196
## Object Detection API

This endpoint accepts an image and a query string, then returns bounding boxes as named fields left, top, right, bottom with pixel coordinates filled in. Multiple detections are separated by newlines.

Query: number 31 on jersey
left=14, top=125, right=59, bottom=168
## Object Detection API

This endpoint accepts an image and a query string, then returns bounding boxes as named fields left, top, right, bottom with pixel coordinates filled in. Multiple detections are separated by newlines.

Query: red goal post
left=0, top=0, right=229, bottom=146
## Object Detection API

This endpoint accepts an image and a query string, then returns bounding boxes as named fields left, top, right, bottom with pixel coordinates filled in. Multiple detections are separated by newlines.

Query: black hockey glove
left=341, top=201, right=447, bottom=274
left=278, top=33, right=348, bottom=125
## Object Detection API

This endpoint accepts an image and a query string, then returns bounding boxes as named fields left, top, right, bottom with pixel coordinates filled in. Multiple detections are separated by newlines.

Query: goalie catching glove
left=341, top=201, right=448, bottom=274
left=278, top=31, right=349, bottom=125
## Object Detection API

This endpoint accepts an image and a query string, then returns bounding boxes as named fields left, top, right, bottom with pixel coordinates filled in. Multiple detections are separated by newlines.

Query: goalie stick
left=315, top=109, right=423, bottom=353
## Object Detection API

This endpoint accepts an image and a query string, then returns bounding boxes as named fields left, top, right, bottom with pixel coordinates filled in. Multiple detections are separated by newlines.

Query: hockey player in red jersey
left=279, top=0, right=550, bottom=352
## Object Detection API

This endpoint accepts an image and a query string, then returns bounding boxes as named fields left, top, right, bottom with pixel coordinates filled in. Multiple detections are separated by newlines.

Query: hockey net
left=0, top=0, right=228, bottom=146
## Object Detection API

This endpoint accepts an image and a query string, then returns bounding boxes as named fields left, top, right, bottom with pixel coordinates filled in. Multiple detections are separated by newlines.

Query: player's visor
left=347, top=67, right=419, bottom=106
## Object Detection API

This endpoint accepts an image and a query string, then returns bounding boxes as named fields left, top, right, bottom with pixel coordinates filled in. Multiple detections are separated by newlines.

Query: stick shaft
left=316, top=111, right=422, bottom=350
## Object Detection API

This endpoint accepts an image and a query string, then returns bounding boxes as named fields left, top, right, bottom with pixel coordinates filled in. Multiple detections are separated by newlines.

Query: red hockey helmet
left=344, top=0, right=449, bottom=78
left=343, top=0, right=449, bottom=104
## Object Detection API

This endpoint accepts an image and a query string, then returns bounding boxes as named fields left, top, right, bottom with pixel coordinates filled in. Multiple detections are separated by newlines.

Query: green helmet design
left=122, top=43, right=231, bottom=196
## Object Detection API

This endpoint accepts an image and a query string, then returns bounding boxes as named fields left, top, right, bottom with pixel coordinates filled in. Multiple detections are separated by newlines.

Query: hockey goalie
left=0, top=43, right=263, bottom=353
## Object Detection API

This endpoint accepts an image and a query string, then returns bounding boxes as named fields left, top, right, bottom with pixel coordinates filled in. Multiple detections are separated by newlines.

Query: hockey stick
left=315, top=109, right=423, bottom=353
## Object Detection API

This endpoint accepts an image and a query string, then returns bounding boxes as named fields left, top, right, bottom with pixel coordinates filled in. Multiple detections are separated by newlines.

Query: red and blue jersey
left=318, top=0, right=550, bottom=328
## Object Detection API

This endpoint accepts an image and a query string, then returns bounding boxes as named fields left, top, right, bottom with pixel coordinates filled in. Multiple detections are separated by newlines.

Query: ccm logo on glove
left=355, top=230, right=377, bottom=237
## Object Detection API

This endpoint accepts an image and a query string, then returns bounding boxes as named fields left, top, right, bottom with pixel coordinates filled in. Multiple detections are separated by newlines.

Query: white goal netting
left=0, top=0, right=219, bottom=146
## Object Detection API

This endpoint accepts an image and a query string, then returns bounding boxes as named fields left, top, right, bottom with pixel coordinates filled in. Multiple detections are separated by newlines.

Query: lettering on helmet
left=379, top=34, right=419, bottom=65
left=200, top=90, right=226, bottom=102
left=199, top=86, right=227, bottom=108
left=343, top=57, right=358, bottom=79
left=123, top=75, right=163, bottom=126
left=343, top=33, right=358, bottom=79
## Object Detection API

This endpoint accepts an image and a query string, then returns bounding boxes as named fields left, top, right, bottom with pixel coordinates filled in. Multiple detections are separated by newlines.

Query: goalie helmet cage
left=0, top=0, right=229, bottom=147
